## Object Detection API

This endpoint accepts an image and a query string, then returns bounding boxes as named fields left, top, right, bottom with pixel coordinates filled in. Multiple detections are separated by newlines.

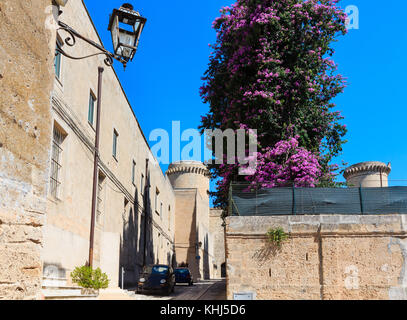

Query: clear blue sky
left=84, top=0, right=407, bottom=187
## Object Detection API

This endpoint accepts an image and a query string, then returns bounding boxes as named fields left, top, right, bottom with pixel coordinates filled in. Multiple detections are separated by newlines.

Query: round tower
left=166, top=161, right=210, bottom=200
left=343, top=161, right=391, bottom=188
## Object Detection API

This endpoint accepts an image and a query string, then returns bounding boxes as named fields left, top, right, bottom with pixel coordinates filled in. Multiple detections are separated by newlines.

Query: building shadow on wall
left=142, top=166, right=155, bottom=267
left=251, top=239, right=282, bottom=267
left=203, top=234, right=210, bottom=280
left=185, top=197, right=200, bottom=280
left=119, top=187, right=140, bottom=288
left=118, top=165, right=155, bottom=289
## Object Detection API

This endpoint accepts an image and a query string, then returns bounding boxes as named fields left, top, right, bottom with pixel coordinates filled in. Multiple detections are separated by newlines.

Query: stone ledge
left=226, top=215, right=407, bottom=236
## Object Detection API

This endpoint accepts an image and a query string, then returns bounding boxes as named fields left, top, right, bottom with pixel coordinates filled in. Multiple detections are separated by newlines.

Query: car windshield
left=144, top=266, right=169, bottom=275
left=175, top=269, right=189, bottom=274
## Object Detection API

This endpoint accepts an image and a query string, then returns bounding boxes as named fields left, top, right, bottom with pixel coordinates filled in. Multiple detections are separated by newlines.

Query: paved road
left=125, top=279, right=226, bottom=300
left=197, top=280, right=226, bottom=300
left=172, top=279, right=226, bottom=300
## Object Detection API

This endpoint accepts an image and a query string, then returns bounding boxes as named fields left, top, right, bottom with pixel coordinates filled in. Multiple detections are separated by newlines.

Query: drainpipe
left=143, top=159, right=149, bottom=267
left=88, top=67, right=104, bottom=268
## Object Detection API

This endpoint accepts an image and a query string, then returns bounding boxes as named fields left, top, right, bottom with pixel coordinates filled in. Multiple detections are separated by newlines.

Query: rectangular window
left=96, top=173, right=106, bottom=225
left=132, top=160, right=136, bottom=185
left=157, top=233, right=161, bottom=263
left=50, top=125, right=65, bottom=198
left=54, top=39, right=62, bottom=79
left=88, top=92, right=96, bottom=126
left=155, top=188, right=160, bottom=214
left=160, top=202, right=163, bottom=220
left=168, top=205, right=171, bottom=231
left=112, top=129, right=118, bottom=159
left=141, top=174, right=144, bottom=195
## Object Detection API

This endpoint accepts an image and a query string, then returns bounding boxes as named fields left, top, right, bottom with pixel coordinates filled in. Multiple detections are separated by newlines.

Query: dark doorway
left=221, top=263, right=226, bottom=278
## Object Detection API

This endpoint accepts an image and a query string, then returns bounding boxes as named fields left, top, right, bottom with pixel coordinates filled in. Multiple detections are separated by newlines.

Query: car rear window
left=144, top=266, right=169, bottom=275
left=175, top=269, right=189, bottom=274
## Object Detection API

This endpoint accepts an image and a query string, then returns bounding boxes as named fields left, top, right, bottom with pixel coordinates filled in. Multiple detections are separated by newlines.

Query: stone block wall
left=209, top=209, right=225, bottom=279
left=226, top=215, right=407, bottom=300
left=0, top=1, right=55, bottom=299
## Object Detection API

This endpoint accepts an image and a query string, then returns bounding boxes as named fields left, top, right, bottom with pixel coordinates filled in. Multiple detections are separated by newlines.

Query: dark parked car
left=137, top=264, right=175, bottom=296
left=174, top=268, right=193, bottom=286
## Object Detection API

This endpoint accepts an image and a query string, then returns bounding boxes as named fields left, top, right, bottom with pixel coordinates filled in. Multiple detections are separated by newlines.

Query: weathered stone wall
left=226, top=215, right=407, bottom=300
left=0, top=1, right=55, bottom=299
left=209, top=209, right=225, bottom=279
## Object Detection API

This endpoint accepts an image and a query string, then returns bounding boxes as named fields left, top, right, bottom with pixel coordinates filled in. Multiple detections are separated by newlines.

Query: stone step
left=42, top=283, right=99, bottom=300
left=42, top=287, right=83, bottom=297
left=42, top=277, right=67, bottom=287
left=44, top=295, right=98, bottom=300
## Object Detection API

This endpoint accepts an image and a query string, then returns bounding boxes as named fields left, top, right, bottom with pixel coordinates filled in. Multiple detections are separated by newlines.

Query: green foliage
left=70, top=265, right=109, bottom=290
left=266, top=227, right=289, bottom=247
left=200, top=0, right=349, bottom=208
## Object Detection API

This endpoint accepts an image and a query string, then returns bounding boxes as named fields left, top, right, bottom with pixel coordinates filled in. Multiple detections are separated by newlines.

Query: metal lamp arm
left=57, top=21, right=127, bottom=68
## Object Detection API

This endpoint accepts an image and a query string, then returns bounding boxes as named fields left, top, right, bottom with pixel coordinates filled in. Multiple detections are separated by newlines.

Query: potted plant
left=70, top=265, right=109, bottom=295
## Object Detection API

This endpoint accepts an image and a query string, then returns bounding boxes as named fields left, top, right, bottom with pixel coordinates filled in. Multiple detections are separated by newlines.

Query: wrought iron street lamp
left=108, top=3, right=147, bottom=65
left=54, top=3, right=147, bottom=267
left=56, top=3, right=147, bottom=69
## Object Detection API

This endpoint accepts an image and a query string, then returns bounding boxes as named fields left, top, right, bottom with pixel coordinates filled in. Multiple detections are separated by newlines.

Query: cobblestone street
left=122, top=279, right=226, bottom=301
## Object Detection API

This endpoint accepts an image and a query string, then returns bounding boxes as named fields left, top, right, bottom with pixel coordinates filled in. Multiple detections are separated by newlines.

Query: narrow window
left=112, top=129, right=119, bottom=159
left=132, top=160, right=136, bottom=185
left=140, top=174, right=144, bottom=195
left=96, top=173, right=106, bottom=225
left=50, top=125, right=65, bottom=198
left=54, top=39, right=62, bottom=79
left=88, top=91, right=96, bottom=126
left=157, top=233, right=161, bottom=263
left=160, top=202, right=163, bottom=220
left=168, top=205, right=171, bottom=231
left=155, top=188, right=160, bottom=214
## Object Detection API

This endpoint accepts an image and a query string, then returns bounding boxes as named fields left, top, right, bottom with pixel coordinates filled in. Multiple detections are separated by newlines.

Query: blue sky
left=84, top=0, right=407, bottom=188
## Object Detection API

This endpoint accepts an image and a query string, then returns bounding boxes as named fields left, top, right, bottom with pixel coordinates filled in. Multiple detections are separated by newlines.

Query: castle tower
left=166, top=161, right=210, bottom=203
left=166, top=161, right=212, bottom=280
left=343, top=161, right=392, bottom=188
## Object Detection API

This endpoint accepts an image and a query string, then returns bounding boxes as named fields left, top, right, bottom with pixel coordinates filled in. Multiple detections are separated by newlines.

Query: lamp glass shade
left=110, top=15, right=120, bottom=55
left=108, top=4, right=147, bottom=62
left=118, top=30, right=136, bottom=58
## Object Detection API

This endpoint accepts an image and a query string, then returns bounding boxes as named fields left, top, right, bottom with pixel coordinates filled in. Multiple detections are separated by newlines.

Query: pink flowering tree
left=200, top=0, right=348, bottom=208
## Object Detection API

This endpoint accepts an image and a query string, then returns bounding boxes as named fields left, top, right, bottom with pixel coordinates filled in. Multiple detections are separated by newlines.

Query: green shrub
left=70, top=266, right=109, bottom=290
left=266, top=227, right=289, bottom=247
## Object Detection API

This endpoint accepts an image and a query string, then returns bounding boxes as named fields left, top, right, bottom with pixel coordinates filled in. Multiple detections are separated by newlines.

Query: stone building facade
left=0, top=0, right=56, bottom=299
left=43, top=0, right=176, bottom=289
left=226, top=215, right=407, bottom=300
